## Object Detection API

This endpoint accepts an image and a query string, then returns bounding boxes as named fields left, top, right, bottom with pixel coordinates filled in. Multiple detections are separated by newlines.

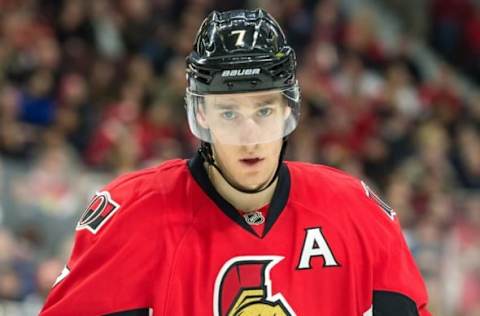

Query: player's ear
left=196, top=102, right=209, bottom=129
left=283, top=99, right=292, bottom=120
left=283, top=104, right=291, bottom=120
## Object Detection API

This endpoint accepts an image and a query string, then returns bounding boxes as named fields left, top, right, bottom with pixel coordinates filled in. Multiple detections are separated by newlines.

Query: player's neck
left=206, top=164, right=277, bottom=213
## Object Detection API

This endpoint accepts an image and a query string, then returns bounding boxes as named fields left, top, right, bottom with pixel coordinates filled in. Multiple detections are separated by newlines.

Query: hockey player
left=40, top=9, right=430, bottom=316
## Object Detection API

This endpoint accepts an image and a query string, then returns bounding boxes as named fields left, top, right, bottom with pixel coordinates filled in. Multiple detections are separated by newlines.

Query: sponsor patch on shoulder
left=361, top=181, right=396, bottom=221
left=76, top=191, right=120, bottom=234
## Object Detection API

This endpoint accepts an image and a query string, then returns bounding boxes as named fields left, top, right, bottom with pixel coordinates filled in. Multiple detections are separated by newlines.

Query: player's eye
left=257, top=107, right=273, bottom=118
left=220, top=110, right=238, bottom=121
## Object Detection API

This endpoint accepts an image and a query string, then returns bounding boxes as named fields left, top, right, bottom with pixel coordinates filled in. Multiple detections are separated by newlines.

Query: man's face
left=199, top=91, right=288, bottom=190
left=201, top=91, right=290, bottom=145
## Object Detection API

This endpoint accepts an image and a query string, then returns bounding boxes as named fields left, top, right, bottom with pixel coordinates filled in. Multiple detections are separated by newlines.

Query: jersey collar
left=188, top=152, right=291, bottom=238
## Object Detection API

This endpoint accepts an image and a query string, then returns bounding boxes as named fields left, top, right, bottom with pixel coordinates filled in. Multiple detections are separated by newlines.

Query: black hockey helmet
left=186, top=9, right=297, bottom=93
left=185, top=9, right=300, bottom=146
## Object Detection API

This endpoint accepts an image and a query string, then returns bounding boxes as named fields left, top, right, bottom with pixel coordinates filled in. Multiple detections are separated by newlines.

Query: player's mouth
left=239, top=157, right=264, bottom=166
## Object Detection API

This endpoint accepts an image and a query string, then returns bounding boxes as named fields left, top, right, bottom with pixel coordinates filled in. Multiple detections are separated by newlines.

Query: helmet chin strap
left=198, top=139, right=288, bottom=194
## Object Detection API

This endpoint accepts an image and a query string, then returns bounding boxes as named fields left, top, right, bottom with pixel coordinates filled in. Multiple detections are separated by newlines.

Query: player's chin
left=239, top=180, right=268, bottom=191
left=239, top=172, right=272, bottom=189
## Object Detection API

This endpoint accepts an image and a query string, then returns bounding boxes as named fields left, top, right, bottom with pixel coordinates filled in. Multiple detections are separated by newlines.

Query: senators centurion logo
left=76, top=191, right=120, bottom=234
left=214, top=256, right=296, bottom=316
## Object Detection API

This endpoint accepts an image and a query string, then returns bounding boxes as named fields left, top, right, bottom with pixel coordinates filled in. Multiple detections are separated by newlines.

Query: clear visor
left=185, top=86, right=300, bottom=145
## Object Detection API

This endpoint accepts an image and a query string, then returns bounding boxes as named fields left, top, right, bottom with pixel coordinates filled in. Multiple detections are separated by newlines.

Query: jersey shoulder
left=103, top=158, right=189, bottom=201
left=286, top=161, right=396, bottom=222
left=286, top=160, right=361, bottom=197
left=75, top=159, right=191, bottom=235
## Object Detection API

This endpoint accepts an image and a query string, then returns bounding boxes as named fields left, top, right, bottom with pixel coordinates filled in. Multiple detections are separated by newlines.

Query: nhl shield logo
left=243, top=211, right=265, bottom=225
left=213, top=256, right=296, bottom=316
left=76, top=191, right=120, bottom=234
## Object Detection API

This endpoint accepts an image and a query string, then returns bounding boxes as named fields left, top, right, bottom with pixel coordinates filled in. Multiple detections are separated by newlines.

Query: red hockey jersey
left=40, top=154, right=430, bottom=315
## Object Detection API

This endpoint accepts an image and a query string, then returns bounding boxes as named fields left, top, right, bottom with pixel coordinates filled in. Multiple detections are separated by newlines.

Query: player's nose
left=240, top=142, right=260, bottom=154
left=238, top=118, right=263, bottom=144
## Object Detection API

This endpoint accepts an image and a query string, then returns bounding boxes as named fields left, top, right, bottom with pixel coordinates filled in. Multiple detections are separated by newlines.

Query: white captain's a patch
left=297, top=227, right=340, bottom=270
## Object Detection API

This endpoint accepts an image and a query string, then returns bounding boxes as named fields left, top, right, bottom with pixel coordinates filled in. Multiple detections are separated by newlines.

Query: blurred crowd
left=383, top=0, right=480, bottom=84
left=0, top=0, right=479, bottom=315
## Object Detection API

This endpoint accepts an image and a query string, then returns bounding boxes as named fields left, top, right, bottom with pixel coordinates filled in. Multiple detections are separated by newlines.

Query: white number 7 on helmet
left=231, top=30, right=246, bottom=47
